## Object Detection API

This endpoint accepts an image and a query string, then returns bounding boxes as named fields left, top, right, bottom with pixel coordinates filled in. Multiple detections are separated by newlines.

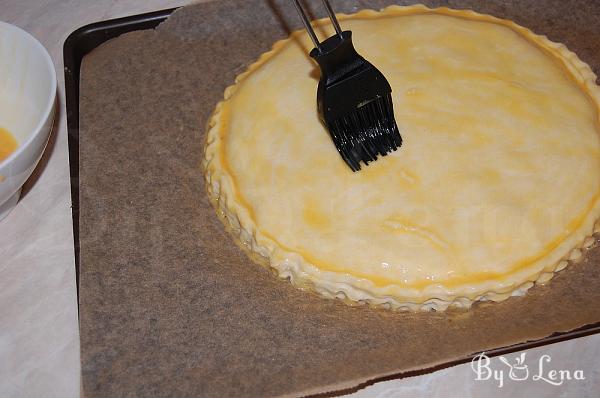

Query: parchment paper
left=78, top=0, right=600, bottom=396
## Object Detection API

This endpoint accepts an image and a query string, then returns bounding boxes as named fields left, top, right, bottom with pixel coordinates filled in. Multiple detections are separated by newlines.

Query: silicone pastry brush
left=292, top=0, right=402, bottom=171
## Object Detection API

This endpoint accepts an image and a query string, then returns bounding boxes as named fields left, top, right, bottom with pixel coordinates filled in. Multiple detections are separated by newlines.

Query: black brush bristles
left=328, top=93, right=402, bottom=171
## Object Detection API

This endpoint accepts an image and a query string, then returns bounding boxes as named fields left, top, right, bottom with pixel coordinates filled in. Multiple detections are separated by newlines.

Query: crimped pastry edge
left=202, top=4, right=600, bottom=311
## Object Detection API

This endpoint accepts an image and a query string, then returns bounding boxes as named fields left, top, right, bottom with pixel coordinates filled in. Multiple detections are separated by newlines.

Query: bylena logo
left=471, top=352, right=585, bottom=388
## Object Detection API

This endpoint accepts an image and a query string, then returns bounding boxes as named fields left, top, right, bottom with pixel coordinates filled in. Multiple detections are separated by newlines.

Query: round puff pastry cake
left=203, top=5, right=600, bottom=311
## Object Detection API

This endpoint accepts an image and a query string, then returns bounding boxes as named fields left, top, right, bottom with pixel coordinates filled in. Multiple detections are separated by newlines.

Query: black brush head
left=311, top=31, right=403, bottom=171
left=329, top=93, right=402, bottom=171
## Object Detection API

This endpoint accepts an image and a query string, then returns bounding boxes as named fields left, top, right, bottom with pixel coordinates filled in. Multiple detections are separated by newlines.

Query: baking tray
left=64, top=7, right=176, bottom=293
left=63, top=6, right=600, bottom=395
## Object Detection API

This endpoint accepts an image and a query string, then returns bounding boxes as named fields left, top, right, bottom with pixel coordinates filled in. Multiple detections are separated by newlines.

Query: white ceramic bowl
left=0, top=22, right=57, bottom=221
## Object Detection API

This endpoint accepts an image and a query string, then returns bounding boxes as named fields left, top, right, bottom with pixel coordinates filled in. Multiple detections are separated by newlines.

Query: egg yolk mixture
left=0, top=127, right=18, bottom=161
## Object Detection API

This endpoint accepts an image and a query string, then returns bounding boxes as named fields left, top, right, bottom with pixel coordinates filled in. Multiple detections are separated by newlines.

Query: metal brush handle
left=291, top=0, right=343, bottom=53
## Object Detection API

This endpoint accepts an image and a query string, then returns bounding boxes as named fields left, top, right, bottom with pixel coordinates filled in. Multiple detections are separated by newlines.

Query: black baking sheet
left=64, top=4, right=600, bottom=396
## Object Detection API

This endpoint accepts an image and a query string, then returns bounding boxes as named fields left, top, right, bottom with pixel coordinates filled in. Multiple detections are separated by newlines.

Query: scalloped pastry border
left=202, top=4, right=600, bottom=311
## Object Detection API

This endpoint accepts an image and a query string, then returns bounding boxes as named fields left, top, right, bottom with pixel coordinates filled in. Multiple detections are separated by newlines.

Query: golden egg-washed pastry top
left=203, top=5, right=600, bottom=311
